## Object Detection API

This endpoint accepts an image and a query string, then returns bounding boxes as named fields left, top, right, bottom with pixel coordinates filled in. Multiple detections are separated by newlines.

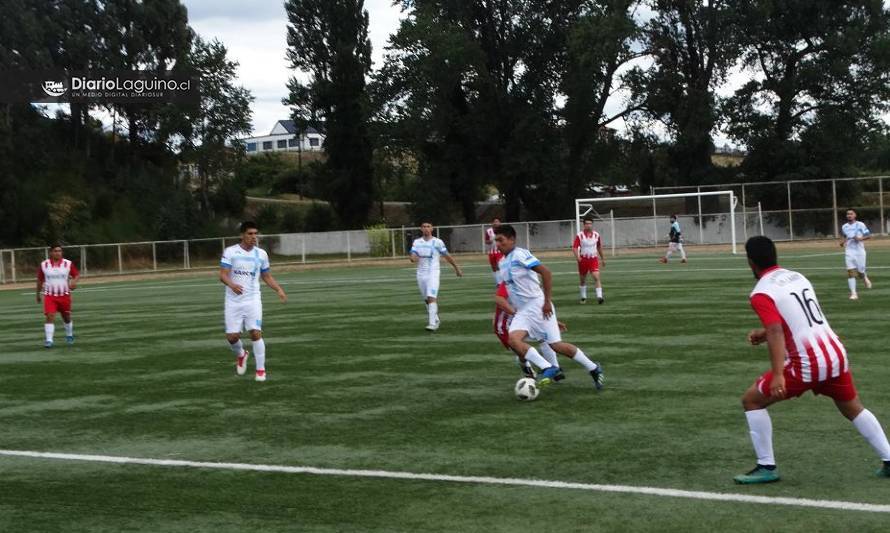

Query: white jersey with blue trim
left=411, top=237, right=448, bottom=277
left=842, top=221, right=870, bottom=253
left=499, top=247, right=543, bottom=310
left=220, top=244, right=270, bottom=303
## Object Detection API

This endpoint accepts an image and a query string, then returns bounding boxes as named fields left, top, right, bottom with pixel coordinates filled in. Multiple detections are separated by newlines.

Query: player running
left=219, top=221, right=287, bottom=382
left=484, top=218, right=503, bottom=286
left=494, top=281, right=566, bottom=379
left=734, top=236, right=890, bottom=484
left=36, top=244, right=79, bottom=348
left=494, top=224, right=604, bottom=388
left=658, top=214, right=687, bottom=264
left=409, top=222, right=463, bottom=331
left=840, top=209, right=872, bottom=300
left=573, top=216, right=605, bottom=304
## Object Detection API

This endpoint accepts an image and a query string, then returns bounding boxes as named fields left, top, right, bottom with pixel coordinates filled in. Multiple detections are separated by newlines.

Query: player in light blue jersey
left=840, top=209, right=872, bottom=300
left=219, top=221, right=287, bottom=381
left=659, top=214, right=687, bottom=263
left=409, top=222, right=463, bottom=331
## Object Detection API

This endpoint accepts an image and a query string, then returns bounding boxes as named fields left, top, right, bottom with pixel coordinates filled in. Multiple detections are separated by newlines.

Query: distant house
left=237, top=120, right=325, bottom=155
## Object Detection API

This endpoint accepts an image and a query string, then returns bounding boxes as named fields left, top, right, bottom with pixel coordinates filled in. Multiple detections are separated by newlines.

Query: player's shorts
left=225, top=299, right=263, bottom=334
left=578, top=256, right=599, bottom=275
left=755, top=368, right=858, bottom=402
left=417, top=274, right=440, bottom=300
left=845, top=252, right=866, bottom=273
left=488, top=250, right=504, bottom=270
left=43, top=294, right=71, bottom=314
left=509, top=301, right=561, bottom=344
left=669, top=242, right=683, bottom=252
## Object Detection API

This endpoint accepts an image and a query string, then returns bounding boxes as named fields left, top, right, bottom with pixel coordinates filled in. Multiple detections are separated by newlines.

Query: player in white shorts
left=493, top=224, right=604, bottom=389
left=409, top=222, right=463, bottom=331
left=658, top=214, right=687, bottom=263
left=219, top=221, right=287, bottom=382
left=840, top=209, right=872, bottom=300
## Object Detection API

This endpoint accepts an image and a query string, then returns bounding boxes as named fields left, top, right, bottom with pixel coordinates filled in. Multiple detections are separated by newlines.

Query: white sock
left=44, top=324, right=54, bottom=342
left=665, top=250, right=673, bottom=259
left=64, top=321, right=73, bottom=337
left=253, top=339, right=266, bottom=371
left=848, top=277, right=857, bottom=293
left=229, top=339, right=244, bottom=357
left=580, top=285, right=587, bottom=299
left=745, top=409, right=776, bottom=466
left=570, top=348, right=598, bottom=372
left=523, top=347, right=551, bottom=370
left=539, top=343, right=560, bottom=367
left=853, top=409, right=890, bottom=461
left=428, top=302, right=438, bottom=324
left=595, top=287, right=603, bottom=299
left=680, top=245, right=687, bottom=260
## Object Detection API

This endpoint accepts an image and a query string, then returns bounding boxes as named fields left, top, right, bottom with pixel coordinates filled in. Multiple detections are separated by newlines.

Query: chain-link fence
left=2, top=176, right=886, bottom=283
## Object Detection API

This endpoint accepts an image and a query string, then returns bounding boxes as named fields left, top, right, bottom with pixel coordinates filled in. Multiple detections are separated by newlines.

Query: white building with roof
left=237, top=120, right=325, bottom=155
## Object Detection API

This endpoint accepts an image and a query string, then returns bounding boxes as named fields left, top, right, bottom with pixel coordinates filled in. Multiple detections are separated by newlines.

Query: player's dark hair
left=745, top=236, right=777, bottom=270
left=583, top=216, right=593, bottom=223
left=239, top=221, right=258, bottom=233
left=49, top=243, right=63, bottom=250
left=670, top=214, right=677, bottom=220
left=494, top=224, right=516, bottom=239
left=846, top=208, right=856, bottom=214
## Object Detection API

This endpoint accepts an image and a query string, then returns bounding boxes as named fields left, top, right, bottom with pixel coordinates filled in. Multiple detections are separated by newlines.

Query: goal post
left=575, top=190, right=739, bottom=254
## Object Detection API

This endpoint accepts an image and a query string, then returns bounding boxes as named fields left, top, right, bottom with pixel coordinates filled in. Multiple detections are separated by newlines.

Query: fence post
left=346, top=231, right=352, bottom=262
left=390, top=229, right=396, bottom=258
left=758, top=202, right=764, bottom=236
left=81, top=245, right=87, bottom=276
left=11, top=250, right=15, bottom=283
left=652, top=197, right=658, bottom=246
left=221, top=237, right=226, bottom=254
left=0, top=251, right=5, bottom=284
left=525, top=223, right=531, bottom=250
left=610, top=210, right=616, bottom=257
left=787, top=181, right=794, bottom=241
left=117, top=244, right=123, bottom=274
left=44, top=247, right=49, bottom=259
left=183, top=241, right=188, bottom=270
left=880, top=177, right=885, bottom=235
left=481, top=224, right=487, bottom=254
left=831, top=179, right=839, bottom=238
left=301, top=236, right=306, bottom=263
left=152, top=242, right=157, bottom=271
left=741, top=184, right=747, bottom=240
left=697, top=186, right=704, bottom=245
left=401, top=226, right=406, bottom=255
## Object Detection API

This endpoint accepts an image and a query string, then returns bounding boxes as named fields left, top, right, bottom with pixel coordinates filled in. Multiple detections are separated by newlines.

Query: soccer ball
left=514, top=377, right=539, bottom=401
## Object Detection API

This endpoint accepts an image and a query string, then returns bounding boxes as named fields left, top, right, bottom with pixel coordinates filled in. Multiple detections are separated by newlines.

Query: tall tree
left=724, top=0, right=890, bottom=180
left=636, top=0, right=739, bottom=184
left=284, top=0, right=374, bottom=228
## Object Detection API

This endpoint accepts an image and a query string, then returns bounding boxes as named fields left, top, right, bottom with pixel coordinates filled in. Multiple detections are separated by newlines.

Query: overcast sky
left=183, top=0, right=402, bottom=137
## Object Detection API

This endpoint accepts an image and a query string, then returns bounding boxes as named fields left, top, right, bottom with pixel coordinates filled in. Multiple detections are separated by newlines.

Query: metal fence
left=2, top=175, right=887, bottom=283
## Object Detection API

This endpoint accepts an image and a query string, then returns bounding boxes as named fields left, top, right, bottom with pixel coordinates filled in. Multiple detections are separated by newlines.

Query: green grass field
left=1, top=244, right=889, bottom=532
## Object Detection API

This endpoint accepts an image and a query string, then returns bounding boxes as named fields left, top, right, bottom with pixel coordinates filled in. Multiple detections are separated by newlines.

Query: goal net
left=574, top=190, right=739, bottom=255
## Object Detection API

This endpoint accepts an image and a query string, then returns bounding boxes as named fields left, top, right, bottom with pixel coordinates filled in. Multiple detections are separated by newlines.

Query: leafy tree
left=284, top=0, right=374, bottom=227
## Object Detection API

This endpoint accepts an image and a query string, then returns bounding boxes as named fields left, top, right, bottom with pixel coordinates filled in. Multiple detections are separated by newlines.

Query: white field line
left=0, top=449, right=888, bottom=514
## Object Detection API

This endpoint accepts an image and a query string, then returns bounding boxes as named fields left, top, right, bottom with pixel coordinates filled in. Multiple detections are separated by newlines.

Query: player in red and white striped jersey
left=572, top=217, right=605, bottom=304
left=484, top=218, right=503, bottom=286
left=734, top=236, right=890, bottom=484
left=36, top=244, right=79, bottom=348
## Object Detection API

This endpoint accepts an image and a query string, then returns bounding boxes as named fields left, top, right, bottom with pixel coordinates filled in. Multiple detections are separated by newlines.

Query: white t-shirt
left=411, top=237, right=448, bottom=277
left=220, top=244, right=270, bottom=303
left=498, top=247, right=544, bottom=310
left=842, top=221, right=870, bottom=254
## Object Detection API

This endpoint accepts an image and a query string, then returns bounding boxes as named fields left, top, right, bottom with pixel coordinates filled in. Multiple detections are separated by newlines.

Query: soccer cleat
left=236, top=350, right=250, bottom=376
left=590, top=365, right=605, bottom=390
left=876, top=462, right=890, bottom=478
left=255, top=369, right=267, bottom=382
left=864, top=277, right=873, bottom=289
left=66, top=335, right=74, bottom=345
left=521, top=365, right=537, bottom=379
left=658, top=257, right=668, bottom=264
left=681, top=258, right=688, bottom=264
left=44, top=340, right=53, bottom=349
left=850, top=293, right=859, bottom=300
left=537, top=366, right=565, bottom=387
left=425, top=317, right=441, bottom=331
left=597, top=297, right=604, bottom=305
left=580, top=298, right=587, bottom=304
left=733, top=465, right=780, bottom=484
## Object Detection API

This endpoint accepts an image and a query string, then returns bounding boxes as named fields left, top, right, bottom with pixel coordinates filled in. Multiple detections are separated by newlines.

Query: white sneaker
left=864, top=277, right=873, bottom=289
left=425, top=318, right=440, bottom=331
left=236, top=350, right=250, bottom=376
left=255, top=369, right=267, bottom=382
left=850, top=293, right=859, bottom=300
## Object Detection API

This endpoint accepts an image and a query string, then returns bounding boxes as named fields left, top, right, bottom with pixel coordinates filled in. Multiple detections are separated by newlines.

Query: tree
left=284, top=0, right=374, bottom=228
left=725, top=0, right=890, bottom=181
